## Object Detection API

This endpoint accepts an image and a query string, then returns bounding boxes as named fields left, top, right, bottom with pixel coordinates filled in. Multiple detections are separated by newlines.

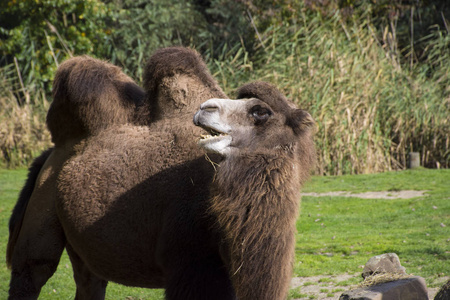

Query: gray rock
left=362, top=253, right=407, bottom=279
left=340, top=276, right=429, bottom=300
left=408, top=152, right=420, bottom=168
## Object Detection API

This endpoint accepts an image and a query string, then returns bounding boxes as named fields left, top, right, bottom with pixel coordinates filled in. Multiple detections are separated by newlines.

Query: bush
left=0, top=0, right=112, bottom=94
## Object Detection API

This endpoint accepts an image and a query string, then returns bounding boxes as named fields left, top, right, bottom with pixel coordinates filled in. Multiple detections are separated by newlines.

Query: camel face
left=194, top=97, right=311, bottom=155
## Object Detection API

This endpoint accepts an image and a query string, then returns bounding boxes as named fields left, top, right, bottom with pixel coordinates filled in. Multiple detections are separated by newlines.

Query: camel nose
left=199, top=98, right=222, bottom=112
left=193, top=110, right=201, bottom=126
left=194, top=99, right=222, bottom=126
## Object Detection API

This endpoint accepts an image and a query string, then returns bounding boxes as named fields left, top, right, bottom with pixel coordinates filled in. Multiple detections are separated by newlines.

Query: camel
left=7, top=47, right=227, bottom=299
left=6, top=47, right=316, bottom=299
left=7, top=56, right=147, bottom=269
left=194, top=81, right=316, bottom=299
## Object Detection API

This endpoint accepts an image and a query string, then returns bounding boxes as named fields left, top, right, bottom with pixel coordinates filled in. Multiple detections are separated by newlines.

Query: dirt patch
left=290, top=274, right=448, bottom=299
left=290, top=274, right=357, bottom=299
left=302, top=190, right=426, bottom=199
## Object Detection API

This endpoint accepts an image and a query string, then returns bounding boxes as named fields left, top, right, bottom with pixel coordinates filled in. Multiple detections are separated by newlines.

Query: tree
left=0, top=0, right=112, bottom=95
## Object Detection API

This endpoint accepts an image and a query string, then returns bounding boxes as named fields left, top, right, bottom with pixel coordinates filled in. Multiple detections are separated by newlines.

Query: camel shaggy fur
left=7, top=56, right=147, bottom=270
left=7, top=47, right=315, bottom=300
left=48, top=55, right=148, bottom=145
left=194, top=82, right=316, bottom=299
left=7, top=47, right=229, bottom=299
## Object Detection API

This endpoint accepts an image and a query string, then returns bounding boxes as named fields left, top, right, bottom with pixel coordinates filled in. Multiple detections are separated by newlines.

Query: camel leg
left=165, top=256, right=236, bottom=300
left=8, top=214, right=66, bottom=300
left=65, top=244, right=108, bottom=300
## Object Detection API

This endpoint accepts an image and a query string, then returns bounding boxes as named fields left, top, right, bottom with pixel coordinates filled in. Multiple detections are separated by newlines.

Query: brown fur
left=47, top=55, right=147, bottom=145
left=6, top=148, right=53, bottom=267
left=144, top=47, right=226, bottom=119
left=197, top=82, right=316, bottom=299
left=53, top=48, right=231, bottom=298
left=435, top=280, right=450, bottom=300
left=7, top=47, right=233, bottom=300
left=6, top=57, right=146, bottom=271
left=210, top=154, right=301, bottom=300
left=236, top=81, right=316, bottom=182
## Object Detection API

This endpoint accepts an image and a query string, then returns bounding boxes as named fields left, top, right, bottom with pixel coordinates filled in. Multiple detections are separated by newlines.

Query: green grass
left=302, top=168, right=449, bottom=194
left=296, top=168, right=450, bottom=286
left=1, top=168, right=449, bottom=298
left=288, top=287, right=308, bottom=299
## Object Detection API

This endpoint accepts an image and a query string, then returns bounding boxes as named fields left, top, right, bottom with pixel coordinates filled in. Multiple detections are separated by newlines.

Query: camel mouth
left=197, top=125, right=232, bottom=154
left=200, top=127, right=228, bottom=141
left=200, top=126, right=228, bottom=140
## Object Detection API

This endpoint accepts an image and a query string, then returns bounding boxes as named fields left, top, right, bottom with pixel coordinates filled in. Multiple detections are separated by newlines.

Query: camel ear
left=286, top=109, right=315, bottom=135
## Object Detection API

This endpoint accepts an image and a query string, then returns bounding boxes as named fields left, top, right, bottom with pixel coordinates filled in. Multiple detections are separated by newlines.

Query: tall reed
left=208, top=10, right=449, bottom=174
left=0, top=9, right=448, bottom=174
left=0, top=64, right=51, bottom=168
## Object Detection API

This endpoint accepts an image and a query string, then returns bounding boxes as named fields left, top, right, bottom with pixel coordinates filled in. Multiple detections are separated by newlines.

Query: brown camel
left=7, top=47, right=315, bottom=299
left=7, top=56, right=147, bottom=270
left=194, top=81, right=316, bottom=300
left=7, top=47, right=228, bottom=299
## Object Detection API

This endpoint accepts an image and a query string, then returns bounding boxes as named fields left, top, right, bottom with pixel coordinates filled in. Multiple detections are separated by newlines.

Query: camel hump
left=6, top=148, right=53, bottom=268
left=47, top=55, right=145, bottom=145
left=143, top=47, right=227, bottom=118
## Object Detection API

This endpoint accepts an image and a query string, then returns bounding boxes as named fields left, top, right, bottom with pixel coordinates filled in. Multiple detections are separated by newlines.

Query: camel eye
left=251, top=105, right=272, bottom=124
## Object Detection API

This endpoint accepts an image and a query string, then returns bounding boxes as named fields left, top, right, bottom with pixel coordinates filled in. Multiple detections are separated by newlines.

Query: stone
left=362, top=253, right=407, bottom=279
left=408, top=152, right=420, bottom=168
left=434, top=280, right=450, bottom=300
left=340, top=276, right=429, bottom=300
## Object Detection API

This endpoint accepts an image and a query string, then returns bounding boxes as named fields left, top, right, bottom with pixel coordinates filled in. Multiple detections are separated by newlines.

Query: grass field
left=1, top=167, right=449, bottom=299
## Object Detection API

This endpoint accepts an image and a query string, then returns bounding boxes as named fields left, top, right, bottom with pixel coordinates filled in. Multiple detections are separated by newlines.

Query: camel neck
left=214, top=151, right=300, bottom=199
left=209, top=151, right=302, bottom=300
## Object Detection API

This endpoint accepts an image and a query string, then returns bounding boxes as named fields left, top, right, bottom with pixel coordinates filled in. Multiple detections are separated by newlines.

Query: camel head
left=193, top=81, right=315, bottom=156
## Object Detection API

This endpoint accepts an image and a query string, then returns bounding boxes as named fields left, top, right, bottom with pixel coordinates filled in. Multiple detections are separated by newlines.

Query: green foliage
left=106, top=0, right=257, bottom=81
left=194, top=0, right=254, bottom=53
left=106, top=0, right=209, bottom=82
left=303, top=168, right=450, bottom=194
left=304, top=0, right=450, bottom=59
left=288, top=286, right=308, bottom=299
left=0, top=0, right=448, bottom=173
left=0, top=0, right=112, bottom=94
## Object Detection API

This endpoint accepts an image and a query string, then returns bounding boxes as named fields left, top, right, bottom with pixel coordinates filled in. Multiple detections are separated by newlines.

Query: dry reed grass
left=359, top=273, right=414, bottom=288
left=210, top=11, right=449, bottom=175
left=0, top=64, right=51, bottom=168
left=1, top=10, right=448, bottom=173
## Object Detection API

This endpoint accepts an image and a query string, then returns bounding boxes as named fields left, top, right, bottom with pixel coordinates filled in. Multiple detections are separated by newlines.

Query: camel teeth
left=200, top=133, right=228, bottom=140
